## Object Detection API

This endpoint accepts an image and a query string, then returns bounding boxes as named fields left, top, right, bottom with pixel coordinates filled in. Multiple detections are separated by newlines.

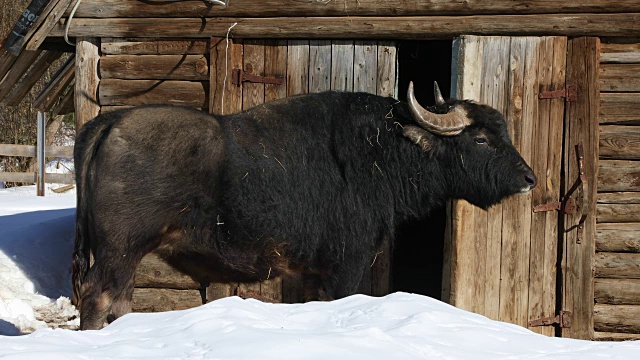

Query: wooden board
left=599, top=125, right=640, bottom=160
left=69, top=0, right=640, bottom=18
left=593, top=331, right=640, bottom=341
left=264, top=40, right=287, bottom=102
left=595, top=278, right=640, bottom=305
left=308, top=40, right=331, bottom=93
left=0, top=50, right=42, bottom=103
left=0, top=172, right=74, bottom=184
left=132, top=288, right=203, bottom=312
left=0, top=144, right=73, bottom=158
left=135, top=253, right=201, bottom=290
left=597, top=223, right=640, bottom=253
left=599, top=93, right=640, bottom=125
left=99, top=79, right=208, bottom=108
left=600, top=64, right=640, bottom=92
left=594, top=304, right=640, bottom=334
left=601, top=43, right=640, bottom=64
left=34, top=56, right=75, bottom=112
left=2, top=51, right=62, bottom=107
left=75, top=38, right=100, bottom=130
left=595, top=253, right=640, bottom=279
left=242, top=39, right=265, bottom=109
left=598, top=160, right=640, bottom=192
left=597, top=204, right=640, bottom=223
left=52, top=14, right=640, bottom=39
left=101, top=39, right=209, bottom=55
left=100, top=55, right=209, bottom=80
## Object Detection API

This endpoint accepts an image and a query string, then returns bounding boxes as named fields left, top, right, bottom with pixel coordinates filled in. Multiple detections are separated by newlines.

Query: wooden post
left=36, top=111, right=46, bottom=197
left=75, top=37, right=100, bottom=131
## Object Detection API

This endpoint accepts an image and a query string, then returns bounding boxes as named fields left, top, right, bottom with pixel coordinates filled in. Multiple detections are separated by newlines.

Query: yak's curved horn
left=434, top=81, right=445, bottom=105
left=407, top=81, right=471, bottom=136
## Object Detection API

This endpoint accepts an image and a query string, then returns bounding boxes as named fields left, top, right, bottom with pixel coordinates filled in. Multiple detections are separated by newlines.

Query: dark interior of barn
left=392, top=40, right=452, bottom=300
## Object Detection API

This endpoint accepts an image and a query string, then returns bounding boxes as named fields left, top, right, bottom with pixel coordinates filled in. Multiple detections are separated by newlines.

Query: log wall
left=595, top=40, right=640, bottom=340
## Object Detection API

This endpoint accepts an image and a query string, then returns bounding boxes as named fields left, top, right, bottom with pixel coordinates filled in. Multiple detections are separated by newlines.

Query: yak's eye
left=475, top=137, right=488, bottom=145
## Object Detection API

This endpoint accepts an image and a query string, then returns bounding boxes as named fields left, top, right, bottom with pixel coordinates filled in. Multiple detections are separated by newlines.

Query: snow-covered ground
left=1, top=186, right=639, bottom=359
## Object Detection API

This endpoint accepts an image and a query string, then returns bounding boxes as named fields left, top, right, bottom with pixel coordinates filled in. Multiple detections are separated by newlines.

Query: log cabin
left=1, top=0, right=639, bottom=341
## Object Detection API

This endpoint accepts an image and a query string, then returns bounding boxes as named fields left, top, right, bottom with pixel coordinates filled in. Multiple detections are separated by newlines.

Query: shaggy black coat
left=72, top=91, right=535, bottom=330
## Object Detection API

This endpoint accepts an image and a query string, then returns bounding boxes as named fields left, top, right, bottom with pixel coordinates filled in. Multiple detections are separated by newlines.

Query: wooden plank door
left=208, top=38, right=398, bottom=303
left=444, top=36, right=567, bottom=336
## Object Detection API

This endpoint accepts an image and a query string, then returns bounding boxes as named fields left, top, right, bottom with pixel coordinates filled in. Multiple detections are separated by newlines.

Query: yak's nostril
left=525, top=174, right=537, bottom=189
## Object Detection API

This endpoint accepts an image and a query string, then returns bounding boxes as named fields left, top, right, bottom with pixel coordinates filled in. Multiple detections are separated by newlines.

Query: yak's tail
left=71, top=115, right=116, bottom=307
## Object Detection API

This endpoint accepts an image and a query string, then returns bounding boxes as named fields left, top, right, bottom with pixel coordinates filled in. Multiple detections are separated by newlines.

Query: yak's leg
left=303, top=272, right=331, bottom=302
left=321, top=247, right=372, bottom=300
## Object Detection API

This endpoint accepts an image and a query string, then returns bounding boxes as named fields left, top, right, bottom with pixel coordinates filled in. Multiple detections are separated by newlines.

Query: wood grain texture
left=135, top=253, right=201, bottom=289
left=595, top=278, right=640, bottom=305
left=0, top=50, right=42, bottom=103
left=599, top=93, right=640, bottom=125
left=599, top=125, right=640, bottom=160
left=34, top=56, right=75, bottom=112
left=52, top=14, right=640, bottom=39
left=101, top=39, right=209, bottom=55
left=0, top=172, right=74, bottom=184
left=594, top=304, right=640, bottom=333
left=597, top=223, right=640, bottom=253
left=593, top=331, right=640, bottom=341
left=2, top=51, right=62, bottom=107
left=597, top=203, right=640, bottom=223
left=264, top=40, right=287, bottom=102
left=99, top=79, right=207, bottom=107
left=100, top=55, right=209, bottom=80
left=132, top=288, right=203, bottom=312
left=0, top=144, right=73, bottom=158
left=595, top=252, right=640, bottom=279
left=331, top=40, right=354, bottom=91
left=600, top=64, right=640, bottom=92
left=600, top=43, right=640, bottom=64
left=242, top=39, right=265, bottom=109
left=598, top=160, right=640, bottom=192
left=308, top=40, right=331, bottom=93
left=75, top=38, right=100, bottom=130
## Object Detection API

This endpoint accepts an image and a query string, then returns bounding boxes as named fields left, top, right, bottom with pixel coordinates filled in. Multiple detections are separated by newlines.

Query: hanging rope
left=221, top=22, right=238, bottom=115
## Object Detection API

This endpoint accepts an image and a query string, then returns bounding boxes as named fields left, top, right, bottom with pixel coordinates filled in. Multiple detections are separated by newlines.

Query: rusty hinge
left=539, top=83, right=577, bottom=101
left=533, top=197, right=575, bottom=214
left=528, top=311, right=572, bottom=328
left=232, top=69, right=284, bottom=86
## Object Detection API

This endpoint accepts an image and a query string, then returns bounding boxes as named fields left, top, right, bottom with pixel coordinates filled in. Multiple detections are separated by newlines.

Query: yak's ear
left=403, top=125, right=434, bottom=153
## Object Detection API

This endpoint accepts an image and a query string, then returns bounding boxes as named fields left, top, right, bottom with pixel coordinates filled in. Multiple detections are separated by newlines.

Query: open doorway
left=392, top=40, right=452, bottom=300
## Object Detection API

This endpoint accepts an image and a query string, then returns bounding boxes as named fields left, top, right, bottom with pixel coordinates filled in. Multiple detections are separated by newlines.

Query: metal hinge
left=528, top=311, right=572, bottom=328
left=533, top=197, right=575, bottom=214
left=539, top=83, right=577, bottom=101
left=232, top=69, right=284, bottom=86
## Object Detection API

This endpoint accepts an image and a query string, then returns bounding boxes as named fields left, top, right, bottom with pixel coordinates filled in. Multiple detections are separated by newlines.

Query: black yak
left=72, top=82, right=536, bottom=330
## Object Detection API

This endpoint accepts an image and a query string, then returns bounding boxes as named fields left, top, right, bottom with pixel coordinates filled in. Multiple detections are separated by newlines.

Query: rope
left=221, top=22, right=237, bottom=115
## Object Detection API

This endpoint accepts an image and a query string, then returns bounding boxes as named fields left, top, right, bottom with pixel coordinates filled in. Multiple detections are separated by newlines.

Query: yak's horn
left=407, top=81, right=471, bottom=136
left=434, top=81, right=445, bottom=105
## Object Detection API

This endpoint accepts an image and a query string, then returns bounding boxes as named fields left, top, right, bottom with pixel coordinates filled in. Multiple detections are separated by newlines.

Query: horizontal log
left=101, top=55, right=209, bottom=80
left=597, top=223, right=640, bottom=252
left=67, top=0, right=640, bottom=18
left=595, top=278, right=640, bottom=305
left=99, top=79, right=208, bottom=107
left=135, top=253, right=202, bottom=290
left=595, top=252, right=640, bottom=279
left=0, top=172, right=74, bottom=184
left=132, top=288, right=203, bottom=312
left=51, top=14, right=640, bottom=39
left=599, top=125, right=640, bottom=160
left=601, top=43, right=640, bottom=64
left=598, top=192, right=640, bottom=204
left=598, top=160, right=640, bottom=192
left=101, top=39, right=210, bottom=55
left=0, top=144, right=74, bottom=158
left=600, top=93, right=640, bottom=125
left=597, top=204, right=640, bottom=223
left=594, top=304, right=640, bottom=334
left=593, top=331, right=640, bottom=341
left=600, top=64, right=640, bottom=92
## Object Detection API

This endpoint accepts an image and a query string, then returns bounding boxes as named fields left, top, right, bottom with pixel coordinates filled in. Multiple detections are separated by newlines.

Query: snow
left=1, top=186, right=639, bottom=359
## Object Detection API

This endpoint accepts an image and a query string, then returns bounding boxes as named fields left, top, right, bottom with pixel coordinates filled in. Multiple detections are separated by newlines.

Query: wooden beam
left=2, top=0, right=50, bottom=55
left=2, top=51, right=63, bottom=107
left=100, top=54, right=209, bottom=80
left=595, top=278, right=640, bottom=305
left=595, top=252, right=640, bottom=279
left=68, top=0, right=640, bottom=18
left=600, top=93, right=640, bottom=125
left=0, top=144, right=74, bottom=158
left=600, top=64, right=640, bottom=92
left=597, top=223, right=640, bottom=253
left=594, top=304, right=640, bottom=334
left=598, top=204, right=640, bottom=223
left=75, top=37, right=100, bottom=130
left=0, top=50, right=42, bottom=103
left=135, top=253, right=202, bottom=290
left=598, top=192, right=640, bottom=204
left=25, top=0, right=75, bottom=51
left=598, top=160, right=640, bottom=192
left=0, top=172, right=74, bottom=184
left=601, top=43, right=640, bottom=64
left=33, top=56, right=75, bottom=112
left=593, top=331, right=640, bottom=341
left=52, top=14, right=640, bottom=39
left=599, top=125, right=640, bottom=160
left=100, top=79, right=208, bottom=108
left=101, top=39, right=209, bottom=55
left=132, top=288, right=203, bottom=312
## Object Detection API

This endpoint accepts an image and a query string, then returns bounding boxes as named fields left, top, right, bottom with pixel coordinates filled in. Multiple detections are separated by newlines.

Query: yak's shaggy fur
left=73, top=91, right=535, bottom=330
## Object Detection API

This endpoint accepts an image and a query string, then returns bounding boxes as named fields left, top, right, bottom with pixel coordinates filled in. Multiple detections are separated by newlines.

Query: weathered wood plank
left=376, top=41, right=397, bottom=98
left=598, top=160, right=640, bottom=192
left=597, top=223, right=640, bottom=253
left=53, top=14, right=640, bottom=39
left=595, top=278, right=640, bottom=305
left=595, top=252, right=640, bottom=279
left=68, top=0, right=640, bottom=18
left=3, top=0, right=54, bottom=55
left=101, top=39, right=209, bottom=55
left=599, top=93, right=640, bottom=125
left=593, top=331, right=640, bottom=341
left=594, top=304, right=640, bottom=333
left=600, top=64, right=640, bottom=92
left=99, top=79, right=207, bottom=107
left=135, top=253, right=201, bottom=290
left=0, top=172, right=74, bottom=184
left=34, top=57, right=75, bottom=112
left=598, top=192, right=640, bottom=204
left=286, top=40, right=309, bottom=97
left=601, top=43, right=640, bottom=64
left=75, top=38, right=100, bottom=130
left=331, top=41, right=354, bottom=91
left=597, top=203, right=640, bottom=223
left=100, top=55, right=209, bottom=80
left=132, top=288, right=203, bottom=312
left=242, top=40, right=265, bottom=109
left=308, top=40, right=331, bottom=94
left=561, top=37, right=600, bottom=340
left=354, top=41, right=377, bottom=93
left=0, top=144, right=73, bottom=158
left=599, top=125, right=640, bottom=160
left=2, top=51, right=62, bottom=107
left=25, top=0, right=75, bottom=52
left=264, top=40, right=287, bottom=102
left=0, top=50, right=42, bottom=103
